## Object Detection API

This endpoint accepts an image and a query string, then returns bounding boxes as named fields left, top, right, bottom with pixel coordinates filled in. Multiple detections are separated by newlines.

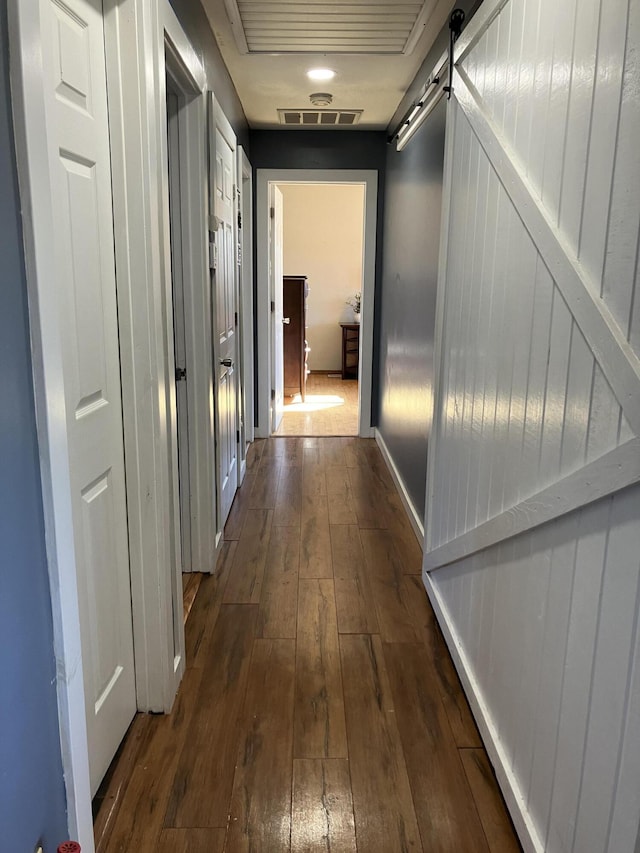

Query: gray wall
left=0, top=6, right=68, bottom=849
left=169, top=0, right=249, bottom=147
left=377, top=98, right=446, bottom=520
left=249, top=129, right=387, bottom=421
left=249, top=129, right=387, bottom=172
left=376, top=6, right=478, bottom=522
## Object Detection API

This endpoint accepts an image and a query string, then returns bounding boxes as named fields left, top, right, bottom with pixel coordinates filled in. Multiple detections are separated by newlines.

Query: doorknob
left=282, top=317, right=291, bottom=324
left=220, top=358, right=233, bottom=367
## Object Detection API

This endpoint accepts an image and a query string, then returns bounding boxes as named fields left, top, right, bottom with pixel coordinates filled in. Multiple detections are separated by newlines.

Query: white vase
left=353, top=311, right=361, bottom=324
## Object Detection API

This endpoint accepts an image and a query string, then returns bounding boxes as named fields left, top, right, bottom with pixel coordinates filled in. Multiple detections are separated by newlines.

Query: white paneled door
left=43, top=0, right=136, bottom=794
left=209, top=97, right=238, bottom=524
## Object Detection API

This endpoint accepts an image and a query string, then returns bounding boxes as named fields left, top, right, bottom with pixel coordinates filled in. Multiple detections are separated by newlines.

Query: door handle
left=282, top=317, right=291, bottom=324
left=220, top=358, right=233, bottom=367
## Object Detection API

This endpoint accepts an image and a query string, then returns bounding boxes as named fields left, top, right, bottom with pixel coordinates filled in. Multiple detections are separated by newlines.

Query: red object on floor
left=58, top=844, right=81, bottom=853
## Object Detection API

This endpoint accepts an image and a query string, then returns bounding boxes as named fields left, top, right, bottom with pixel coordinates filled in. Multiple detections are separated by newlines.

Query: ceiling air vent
left=224, top=0, right=429, bottom=55
left=278, top=109, right=363, bottom=127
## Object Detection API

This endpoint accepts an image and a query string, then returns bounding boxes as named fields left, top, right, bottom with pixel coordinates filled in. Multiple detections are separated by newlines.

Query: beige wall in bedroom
left=280, top=183, right=365, bottom=372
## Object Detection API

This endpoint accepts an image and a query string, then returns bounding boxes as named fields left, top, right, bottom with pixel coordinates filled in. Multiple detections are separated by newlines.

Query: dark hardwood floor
left=95, top=436, right=521, bottom=853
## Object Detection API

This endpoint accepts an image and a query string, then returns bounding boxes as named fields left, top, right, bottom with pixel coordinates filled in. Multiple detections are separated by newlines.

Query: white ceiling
left=200, top=0, right=455, bottom=129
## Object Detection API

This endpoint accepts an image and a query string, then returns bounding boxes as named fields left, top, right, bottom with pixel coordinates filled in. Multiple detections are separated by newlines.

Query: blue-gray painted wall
left=376, top=10, right=477, bottom=523
left=376, top=98, right=447, bottom=521
left=0, top=6, right=68, bottom=850
left=249, top=129, right=387, bottom=172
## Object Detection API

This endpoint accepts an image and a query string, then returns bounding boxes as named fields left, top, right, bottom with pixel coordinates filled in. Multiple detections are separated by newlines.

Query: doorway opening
left=274, top=183, right=365, bottom=437
left=163, top=50, right=205, bottom=633
left=166, top=73, right=191, bottom=577
left=256, top=169, right=377, bottom=440
left=164, top=64, right=196, bottom=633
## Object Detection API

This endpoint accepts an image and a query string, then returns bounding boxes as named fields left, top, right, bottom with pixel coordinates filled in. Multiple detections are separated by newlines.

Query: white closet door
left=209, top=96, right=238, bottom=524
left=43, top=0, right=136, bottom=794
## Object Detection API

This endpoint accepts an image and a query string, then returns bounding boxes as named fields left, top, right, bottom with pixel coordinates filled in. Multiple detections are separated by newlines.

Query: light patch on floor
left=276, top=374, right=358, bottom=436
left=284, top=394, right=344, bottom=412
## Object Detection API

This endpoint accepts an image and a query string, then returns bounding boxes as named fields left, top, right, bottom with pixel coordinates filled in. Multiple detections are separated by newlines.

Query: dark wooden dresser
left=340, top=322, right=360, bottom=380
left=283, top=275, right=308, bottom=400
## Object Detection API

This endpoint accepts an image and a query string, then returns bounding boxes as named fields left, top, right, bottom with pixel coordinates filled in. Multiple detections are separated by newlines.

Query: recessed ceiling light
left=307, top=68, right=335, bottom=82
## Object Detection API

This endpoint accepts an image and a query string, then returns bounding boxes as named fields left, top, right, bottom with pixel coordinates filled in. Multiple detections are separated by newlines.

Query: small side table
left=340, top=322, right=360, bottom=380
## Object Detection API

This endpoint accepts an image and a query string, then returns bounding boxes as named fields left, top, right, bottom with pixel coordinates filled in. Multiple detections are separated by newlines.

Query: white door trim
left=162, top=6, right=215, bottom=578
left=238, top=145, right=255, bottom=457
left=104, top=0, right=177, bottom=715
left=270, top=183, right=285, bottom=434
left=255, top=168, right=378, bottom=439
left=104, top=0, right=206, bottom=713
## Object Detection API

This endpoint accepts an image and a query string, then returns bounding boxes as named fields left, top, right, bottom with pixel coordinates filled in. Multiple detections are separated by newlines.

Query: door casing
left=237, top=145, right=254, bottom=478
left=166, top=77, right=192, bottom=573
left=270, top=184, right=285, bottom=434
left=255, top=169, right=378, bottom=439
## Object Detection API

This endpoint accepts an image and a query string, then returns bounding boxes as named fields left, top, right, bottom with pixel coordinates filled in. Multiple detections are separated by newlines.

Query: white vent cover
left=278, top=109, right=363, bottom=126
left=224, top=0, right=428, bottom=54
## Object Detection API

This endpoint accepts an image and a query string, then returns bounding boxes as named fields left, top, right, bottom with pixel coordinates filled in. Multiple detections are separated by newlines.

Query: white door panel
left=235, top=164, right=246, bottom=485
left=209, top=97, right=238, bottom=524
left=235, top=147, right=252, bottom=485
left=44, top=0, right=136, bottom=794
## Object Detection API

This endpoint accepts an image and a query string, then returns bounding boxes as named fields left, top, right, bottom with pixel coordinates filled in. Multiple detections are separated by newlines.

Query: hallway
left=95, top=437, right=519, bottom=852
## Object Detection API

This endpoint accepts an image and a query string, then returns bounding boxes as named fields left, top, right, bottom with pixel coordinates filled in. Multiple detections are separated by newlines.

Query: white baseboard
left=422, top=571, right=544, bottom=853
left=374, top=428, right=424, bottom=548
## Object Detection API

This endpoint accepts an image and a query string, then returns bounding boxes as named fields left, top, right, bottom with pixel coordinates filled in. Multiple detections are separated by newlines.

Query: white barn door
left=42, top=0, right=136, bottom=794
left=425, top=0, right=640, bottom=849
left=209, top=97, right=238, bottom=525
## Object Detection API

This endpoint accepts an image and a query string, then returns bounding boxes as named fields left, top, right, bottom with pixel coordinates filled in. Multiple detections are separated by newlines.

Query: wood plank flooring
left=95, top=437, right=521, bottom=853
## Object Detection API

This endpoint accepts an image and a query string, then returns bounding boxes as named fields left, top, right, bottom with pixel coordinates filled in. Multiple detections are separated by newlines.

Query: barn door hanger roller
left=388, top=6, right=465, bottom=149
left=444, top=9, right=466, bottom=100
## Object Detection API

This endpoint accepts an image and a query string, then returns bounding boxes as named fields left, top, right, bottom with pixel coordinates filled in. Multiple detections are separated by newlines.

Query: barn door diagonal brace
left=453, top=66, right=640, bottom=436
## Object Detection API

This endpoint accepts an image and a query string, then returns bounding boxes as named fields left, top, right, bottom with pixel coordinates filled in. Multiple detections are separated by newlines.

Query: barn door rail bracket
left=388, top=47, right=448, bottom=148
left=444, top=9, right=465, bottom=99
